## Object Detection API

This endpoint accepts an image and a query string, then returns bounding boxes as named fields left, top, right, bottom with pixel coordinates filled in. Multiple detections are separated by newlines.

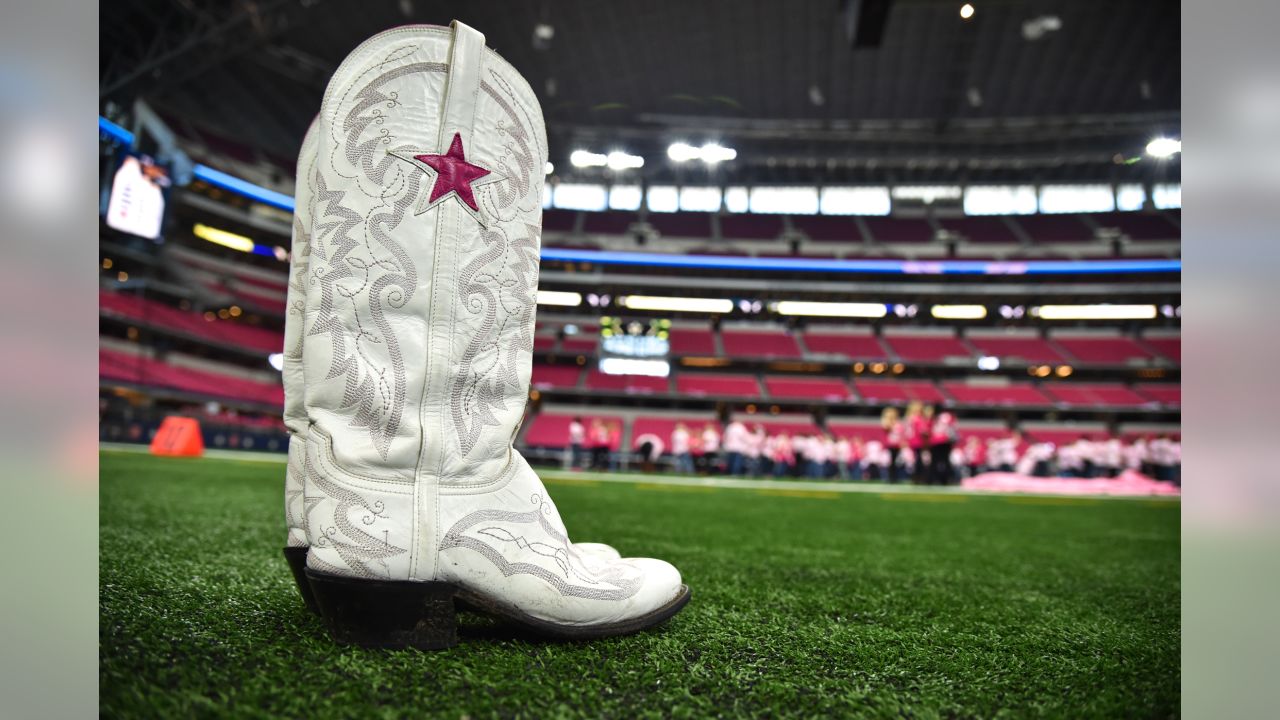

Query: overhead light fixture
left=619, top=295, right=734, bottom=313
left=1146, top=137, right=1182, bottom=158
left=960, top=3, right=975, bottom=20
left=977, top=355, right=1000, bottom=371
left=569, top=150, right=606, bottom=168
left=931, top=304, right=987, bottom=320
left=773, top=301, right=887, bottom=318
left=605, top=151, right=644, bottom=170
left=535, top=290, right=582, bottom=307
left=194, top=223, right=254, bottom=253
left=667, top=142, right=737, bottom=164
left=544, top=162, right=554, bottom=175
left=1035, top=304, right=1158, bottom=320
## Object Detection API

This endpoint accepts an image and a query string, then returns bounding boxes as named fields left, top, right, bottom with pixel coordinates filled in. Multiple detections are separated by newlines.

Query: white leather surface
left=300, top=22, right=683, bottom=627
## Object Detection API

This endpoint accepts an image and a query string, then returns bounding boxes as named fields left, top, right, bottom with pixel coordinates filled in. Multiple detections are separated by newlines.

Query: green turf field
left=100, top=450, right=1179, bottom=718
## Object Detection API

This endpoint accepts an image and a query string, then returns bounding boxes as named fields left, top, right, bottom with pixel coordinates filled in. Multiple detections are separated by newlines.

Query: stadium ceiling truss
left=100, top=0, right=1179, bottom=185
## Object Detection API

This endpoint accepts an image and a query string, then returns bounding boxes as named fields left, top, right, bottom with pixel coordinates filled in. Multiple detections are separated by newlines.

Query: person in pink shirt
left=700, top=423, right=720, bottom=474
left=567, top=416, right=586, bottom=470
left=849, top=436, right=866, bottom=481
left=962, top=436, right=986, bottom=478
left=882, top=407, right=906, bottom=484
left=671, top=422, right=693, bottom=474
left=912, top=405, right=935, bottom=484
left=771, top=433, right=795, bottom=478
left=927, top=410, right=958, bottom=485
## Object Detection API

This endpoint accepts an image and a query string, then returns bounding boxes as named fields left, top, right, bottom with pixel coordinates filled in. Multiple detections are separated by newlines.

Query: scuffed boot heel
left=282, top=547, right=320, bottom=615
left=305, top=569, right=459, bottom=650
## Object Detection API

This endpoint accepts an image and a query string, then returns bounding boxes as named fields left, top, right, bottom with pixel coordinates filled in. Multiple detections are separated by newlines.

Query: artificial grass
left=100, top=450, right=1179, bottom=718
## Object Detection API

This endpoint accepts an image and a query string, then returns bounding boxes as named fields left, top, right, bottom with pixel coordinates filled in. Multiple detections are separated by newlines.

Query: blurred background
left=98, top=0, right=1180, bottom=484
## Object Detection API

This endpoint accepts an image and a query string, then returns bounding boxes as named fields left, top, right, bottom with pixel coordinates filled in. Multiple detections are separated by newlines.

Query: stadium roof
left=100, top=0, right=1180, bottom=185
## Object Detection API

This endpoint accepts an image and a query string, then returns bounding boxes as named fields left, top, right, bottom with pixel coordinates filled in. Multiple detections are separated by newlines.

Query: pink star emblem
left=413, top=133, right=490, bottom=212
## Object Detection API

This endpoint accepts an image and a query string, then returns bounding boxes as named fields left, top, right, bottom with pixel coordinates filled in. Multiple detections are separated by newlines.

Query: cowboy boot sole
left=304, top=568, right=691, bottom=650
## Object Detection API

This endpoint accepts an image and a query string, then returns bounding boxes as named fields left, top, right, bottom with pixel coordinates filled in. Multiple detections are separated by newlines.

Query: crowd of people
left=563, top=405, right=1182, bottom=485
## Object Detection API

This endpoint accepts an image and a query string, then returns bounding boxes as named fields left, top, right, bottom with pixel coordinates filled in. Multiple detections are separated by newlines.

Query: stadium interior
left=98, top=0, right=1180, bottom=471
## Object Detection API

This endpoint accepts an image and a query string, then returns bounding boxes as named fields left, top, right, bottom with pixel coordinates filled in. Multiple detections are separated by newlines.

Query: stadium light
left=667, top=142, right=736, bottom=164
left=1146, top=137, right=1181, bottom=158
left=268, top=353, right=285, bottom=372
left=194, top=223, right=254, bottom=253
left=960, top=3, right=975, bottom=20
left=544, top=162, right=554, bottom=175
left=606, top=151, right=644, bottom=170
left=535, top=290, right=582, bottom=307
left=599, top=357, right=670, bottom=377
left=620, top=295, right=734, bottom=313
left=569, top=150, right=607, bottom=168
left=977, top=355, right=1000, bottom=371
left=1035, top=304, right=1158, bottom=320
left=773, top=301, right=888, bottom=318
left=931, top=304, right=987, bottom=320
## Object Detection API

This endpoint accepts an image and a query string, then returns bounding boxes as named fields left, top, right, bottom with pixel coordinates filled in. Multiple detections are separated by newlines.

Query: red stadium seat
left=676, top=373, right=761, bottom=398
left=853, top=379, right=947, bottom=404
left=763, top=376, right=854, bottom=402
left=720, top=328, right=802, bottom=359
left=100, top=289, right=284, bottom=355
left=584, top=370, right=671, bottom=395
left=667, top=327, right=717, bottom=356
left=941, top=381, right=1050, bottom=406
left=1143, top=336, right=1181, bottom=362
left=522, top=413, right=623, bottom=450
left=966, top=334, right=1065, bottom=363
left=1136, top=383, right=1181, bottom=406
left=862, top=216, right=934, bottom=243
left=530, top=364, right=582, bottom=389
left=936, top=216, right=1020, bottom=244
left=883, top=332, right=973, bottom=363
left=1043, top=383, right=1151, bottom=407
left=1054, top=335, right=1154, bottom=364
left=720, top=214, right=783, bottom=241
left=803, top=332, right=889, bottom=361
left=100, top=347, right=283, bottom=406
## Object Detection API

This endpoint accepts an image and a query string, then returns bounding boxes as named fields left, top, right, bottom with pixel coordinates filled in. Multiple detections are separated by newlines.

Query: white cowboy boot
left=282, top=124, right=620, bottom=617
left=299, top=21, right=688, bottom=649
left=281, top=117, right=320, bottom=613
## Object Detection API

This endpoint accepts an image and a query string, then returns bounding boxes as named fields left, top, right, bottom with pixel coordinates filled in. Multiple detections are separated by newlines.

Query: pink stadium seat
left=763, top=376, right=854, bottom=402
left=649, top=212, right=712, bottom=239
left=1055, top=336, right=1153, bottom=364
left=533, top=336, right=557, bottom=352
left=541, top=208, right=578, bottom=233
left=667, top=327, right=717, bottom=356
left=676, top=373, right=761, bottom=398
left=1090, top=212, right=1179, bottom=241
left=966, top=335, right=1065, bottom=363
left=720, top=329, right=802, bottom=359
left=530, top=364, right=581, bottom=389
left=883, top=334, right=973, bottom=362
left=1136, top=383, right=1181, bottom=406
left=1144, top=337, right=1181, bottom=362
left=560, top=337, right=598, bottom=354
left=803, top=333, right=889, bottom=360
left=790, top=215, right=859, bottom=242
left=852, top=379, right=946, bottom=404
left=582, top=211, right=636, bottom=235
left=1014, top=214, right=1093, bottom=243
left=1043, top=383, right=1150, bottom=407
left=941, top=382, right=1050, bottom=406
left=523, top=413, right=623, bottom=450
left=584, top=370, right=671, bottom=395
left=720, top=214, right=783, bottom=241
left=862, top=216, right=934, bottom=244
left=825, top=420, right=885, bottom=442
left=936, top=216, right=1019, bottom=244
left=100, top=348, right=283, bottom=406
left=100, top=289, right=284, bottom=354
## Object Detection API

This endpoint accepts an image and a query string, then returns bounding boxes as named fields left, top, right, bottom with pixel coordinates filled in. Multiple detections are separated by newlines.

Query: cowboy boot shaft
left=302, top=24, right=546, bottom=581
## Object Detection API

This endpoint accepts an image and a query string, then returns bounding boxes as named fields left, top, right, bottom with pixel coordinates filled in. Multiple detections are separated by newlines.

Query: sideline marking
left=637, top=483, right=717, bottom=494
